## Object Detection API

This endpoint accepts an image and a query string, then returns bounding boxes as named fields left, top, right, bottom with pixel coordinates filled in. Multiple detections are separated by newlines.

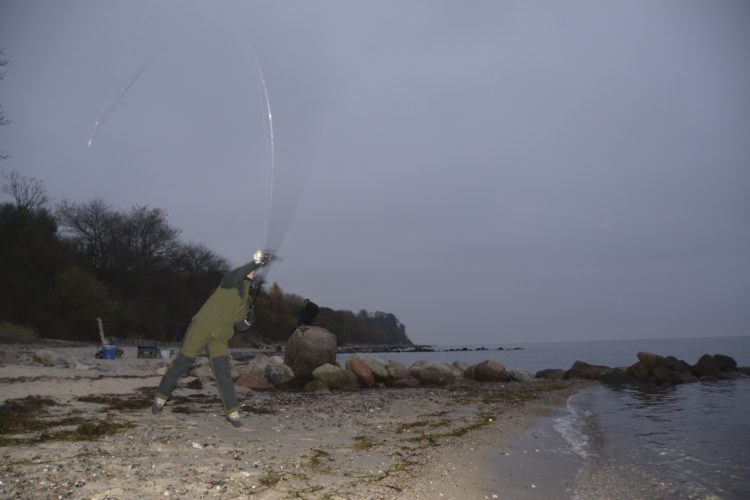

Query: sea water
left=357, top=336, right=750, bottom=499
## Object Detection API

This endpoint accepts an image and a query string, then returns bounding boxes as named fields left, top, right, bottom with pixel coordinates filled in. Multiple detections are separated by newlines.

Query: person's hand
left=254, top=250, right=270, bottom=266
left=234, top=309, right=256, bottom=332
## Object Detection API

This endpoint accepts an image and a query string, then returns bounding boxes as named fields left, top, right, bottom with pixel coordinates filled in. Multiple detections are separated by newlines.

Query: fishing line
left=87, top=0, right=157, bottom=147
left=208, top=0, right=276, bottom=253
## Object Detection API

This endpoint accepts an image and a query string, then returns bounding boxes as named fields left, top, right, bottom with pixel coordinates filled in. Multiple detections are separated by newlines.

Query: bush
left=0, top=321, right=38, bottom=341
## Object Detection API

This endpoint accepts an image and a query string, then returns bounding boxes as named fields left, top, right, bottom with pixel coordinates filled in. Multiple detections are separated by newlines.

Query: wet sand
left=0, top=342, right=591, bottom=499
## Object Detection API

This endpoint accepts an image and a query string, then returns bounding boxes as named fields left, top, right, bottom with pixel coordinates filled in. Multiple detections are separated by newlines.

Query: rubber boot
left=153, top=353, right=195, bottom=414
left=210, top=355, right=241, bottom=427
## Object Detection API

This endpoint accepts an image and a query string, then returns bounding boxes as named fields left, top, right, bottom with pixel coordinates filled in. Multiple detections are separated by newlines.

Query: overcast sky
left=1, top=0, right=749, bottom=345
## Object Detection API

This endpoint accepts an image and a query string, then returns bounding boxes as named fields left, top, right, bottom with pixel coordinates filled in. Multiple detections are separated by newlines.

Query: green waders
left=153, top=263, right=255, bottom=427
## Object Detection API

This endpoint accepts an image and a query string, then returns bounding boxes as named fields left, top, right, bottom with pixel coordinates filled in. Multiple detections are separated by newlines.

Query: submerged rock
left=693, top=354, right=721, bottom=378
left=563, top=361, right=614, bottom=381
left=713, top=354, right=737, bottom=372
left=653, top=366, right=683, bottom=385
left=600, top=370, right=638, bottom=386
left=626, top=361, right=651, bottom=381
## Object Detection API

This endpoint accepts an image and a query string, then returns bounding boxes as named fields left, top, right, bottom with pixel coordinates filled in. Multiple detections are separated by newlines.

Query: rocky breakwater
left=234, top=326, right=541, bottom=393
left=557, top=352, right=750, bottom=386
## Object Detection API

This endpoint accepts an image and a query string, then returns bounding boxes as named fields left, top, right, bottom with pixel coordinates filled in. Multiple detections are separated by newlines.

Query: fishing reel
left=253, top=250, right=275, bottom=266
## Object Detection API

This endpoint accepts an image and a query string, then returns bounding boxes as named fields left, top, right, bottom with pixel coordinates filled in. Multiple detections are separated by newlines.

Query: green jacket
left=191, top=262, right=257, bottom=332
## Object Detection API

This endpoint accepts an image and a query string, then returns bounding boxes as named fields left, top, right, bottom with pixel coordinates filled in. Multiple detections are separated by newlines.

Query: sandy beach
left=0, top=341, right=590, bottom=499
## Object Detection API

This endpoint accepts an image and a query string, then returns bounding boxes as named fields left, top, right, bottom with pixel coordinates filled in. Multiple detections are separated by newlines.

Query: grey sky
left=1, top=0, right=749, bottom=344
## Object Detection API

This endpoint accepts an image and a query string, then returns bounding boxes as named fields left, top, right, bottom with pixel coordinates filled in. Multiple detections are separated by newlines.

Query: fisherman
left=152, top=250, right=270, bottom=428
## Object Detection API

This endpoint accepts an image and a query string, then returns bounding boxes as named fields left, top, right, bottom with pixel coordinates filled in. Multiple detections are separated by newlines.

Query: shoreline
left=0, top=342, right=591, bottom=499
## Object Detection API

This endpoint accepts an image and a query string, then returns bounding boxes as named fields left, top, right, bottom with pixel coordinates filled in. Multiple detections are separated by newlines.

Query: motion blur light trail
left=87, top=0, right=156, bottom=147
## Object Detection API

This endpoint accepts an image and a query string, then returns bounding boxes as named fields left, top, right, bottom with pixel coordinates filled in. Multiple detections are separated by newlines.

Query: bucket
left=101, top=345, right=118, bottom=360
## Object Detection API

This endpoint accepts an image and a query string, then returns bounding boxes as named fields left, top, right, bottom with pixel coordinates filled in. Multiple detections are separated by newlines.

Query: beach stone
left=737, top=367, right=750, bottom=376
left=626, top=361, right=651, bottom=381
left=385, top=360, right=410, bottom=381
left=284, top=326, right=337, bottom=383
left=453, top=361, right=469, bottom=375
left=600, top=369, right=638, bottom=386
left=563, top=361, right=614, bottom=381
left=693, top=354, right=721, bottom=378
left=535, top=369, right=565, bottom=380
left=392, top=376, right=420, bottom=388
left=236, top=366, right=274, bottom=391
left=0, top=349, right=19, bottom=364
left=713, top=354, right=737, bottom=372
left=409, top=361, right=457, bottom=386
left=304, top=379, right=331, bottom=395
left=470, top=360, right=509, bottom=382
left=682, top=373, right=699, bottom=384
left=351, top=354, right=390, bottom=381
left=508, top=368, right=534, bottom=383
left=653, top=366, right=683, bottom=385
left=32, top=349, right=65, bottom=366
left=663, top=356, right=691, bottom=374
left=637, top=352, right=667, bottom=374
left=312, top=364, right=359, bottom=391
left=348, top=356, right=375, bottom=387
left=265, top=358, right=294, bottom=385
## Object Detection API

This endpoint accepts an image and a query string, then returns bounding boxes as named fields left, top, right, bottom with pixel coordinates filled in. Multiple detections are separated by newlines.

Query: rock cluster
left=232, top=326, right=531, bottom=392
left=560, top=352, right=749, bottom=385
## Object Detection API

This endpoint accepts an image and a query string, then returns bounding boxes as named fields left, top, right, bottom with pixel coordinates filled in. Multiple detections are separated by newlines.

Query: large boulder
left=663, top=356, right=691, bottom=374
left=713, top=354, right=737, bottom=372
left=284, top=326, right=337, bottom=383
left=452, top=361, right=469, bottom=376
left=312, top=364, right=359, bottom=391
left=535, top=369, right=565, bottom=380
left=637, top=352, right=667, bottom=374
left=349, top=354, right=390, bottom=381
left=563, top=361, right=614, bottom=381
left=347, top=356, right=375, bottom=387
left=653, top=366, right=683, bottom=385
left=626, top=361, right=651, bottom=381
left=409, top=360, right=457, bottom=386
left=508, top=368, right=534, bottom=383
left=468, top=360, right=509, bottom=382
left=693, top=354, right=721, bottom=378
left=385, top=360, right=410, bottom=381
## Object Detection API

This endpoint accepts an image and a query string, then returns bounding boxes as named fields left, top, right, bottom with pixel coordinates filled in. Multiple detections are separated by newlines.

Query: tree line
left=0, top=171, right=412, bottom=346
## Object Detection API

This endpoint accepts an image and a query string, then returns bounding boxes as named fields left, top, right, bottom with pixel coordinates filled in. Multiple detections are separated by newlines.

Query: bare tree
left=117, top=206, right=180, bottom=270
left=56, top=198, right=119, bottom=270
left=1, top=46, right=9, bottom=161
left=1, top=170, right=49, bottom=213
